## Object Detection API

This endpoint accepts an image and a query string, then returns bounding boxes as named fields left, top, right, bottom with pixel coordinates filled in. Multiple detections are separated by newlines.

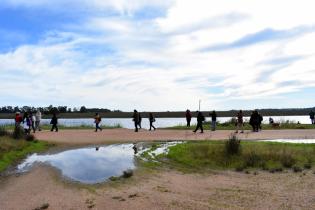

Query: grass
left=0, top=126, right=51, bottom=172
left=148, top=140, right=315, bottom=172
left=165, top=121, right=315, bottom=130
left=0, top=136, right=50, bottom=172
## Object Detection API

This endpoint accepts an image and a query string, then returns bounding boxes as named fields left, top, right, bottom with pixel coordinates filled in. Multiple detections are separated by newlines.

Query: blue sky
left=0, top=0, right=315, bottom=111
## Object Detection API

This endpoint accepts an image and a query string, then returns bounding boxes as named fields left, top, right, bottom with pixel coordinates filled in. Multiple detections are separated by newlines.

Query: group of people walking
left=132, top=110, right=156, bottom=132
left=13, top=109, right=315, bottom=135
left=14, top=110, right=59, bottom=134
left=14, top=111, right=42, bottom=134
left=185, top=109, right=264, bottom=133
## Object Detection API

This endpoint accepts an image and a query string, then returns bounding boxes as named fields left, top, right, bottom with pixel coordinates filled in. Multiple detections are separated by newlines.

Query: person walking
left=193, top=111, right=205, bottom=133
left=30, top=113, right=36, bottom=133
left=250, top=110, right=260, bottom=132
left=22, top=113, right=31, bottom=135
left=94, top=113, right=102, bottom=132
left=50, top=113, right=58, bottom=132
left=309, top=110, right=315, bottom=124
left=132, top=110, right=140, bottom=132
left=210, top=110, right=217, bottom=131
left=149, top=113, right=156, bottom=131
left=235, top=110, right=244, bottom=133
left=14, top=112, right=23, bottom=128
left=185, top=110, right=192, bottom=127
left=35, top=110, right=42, bottom=131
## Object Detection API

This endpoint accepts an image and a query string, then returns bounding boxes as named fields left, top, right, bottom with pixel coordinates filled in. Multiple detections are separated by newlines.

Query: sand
left=1, top=128, right=315, bottom=209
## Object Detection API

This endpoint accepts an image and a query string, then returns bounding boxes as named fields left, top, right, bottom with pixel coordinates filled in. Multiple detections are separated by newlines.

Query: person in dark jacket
left=193, top=111, right=205, bottom=133
left=185, top=109, right=192, bottom=127
left=149, top=113, right=156, bottom=131
left=50, top=113, right=58, bottom=132
left=210, top=110, right=217, bottom=131
left=132, top=110, right=140, bottom=132
left=249, top=110, right=259, bottom=132
left=310, top=110, right=315, bottom=124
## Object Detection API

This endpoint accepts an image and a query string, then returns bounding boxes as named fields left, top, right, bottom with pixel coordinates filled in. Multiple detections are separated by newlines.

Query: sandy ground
left=34, top=128, right=315, bottom=145
left=1, top=128, right=315, bottom=210
left=1, top=166, right=315, bottom=210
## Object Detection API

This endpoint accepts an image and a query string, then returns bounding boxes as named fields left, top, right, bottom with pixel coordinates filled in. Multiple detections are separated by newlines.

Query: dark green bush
left=25, top=134, right=36, bottom=141
left=243, top=151, right=262, bottom=167
left=280, top=152, right=296, bottom=168
left=225, top=134, right=241, bottom=155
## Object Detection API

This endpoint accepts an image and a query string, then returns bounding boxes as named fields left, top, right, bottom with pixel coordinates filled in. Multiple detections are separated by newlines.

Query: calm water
left=1, top=115, right=312, bottom=129
left=262, top=139, right=315, bottom=144
left=17, top=144, right=136, bottom=184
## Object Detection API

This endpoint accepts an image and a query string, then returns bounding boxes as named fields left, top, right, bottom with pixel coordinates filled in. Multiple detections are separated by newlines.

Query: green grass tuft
left=0, top=136, right=51, bottom=172
left=148, top=141, right=315, bottom=172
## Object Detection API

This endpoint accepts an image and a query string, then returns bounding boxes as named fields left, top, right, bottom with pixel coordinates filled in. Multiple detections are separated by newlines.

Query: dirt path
left=34, top=128, right=315, bottom=145
left=1, top=166, right=315, bottom=210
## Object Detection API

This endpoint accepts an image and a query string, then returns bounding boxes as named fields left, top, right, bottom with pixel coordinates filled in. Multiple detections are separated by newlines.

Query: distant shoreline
left=0, top=109, right=313, bottom=119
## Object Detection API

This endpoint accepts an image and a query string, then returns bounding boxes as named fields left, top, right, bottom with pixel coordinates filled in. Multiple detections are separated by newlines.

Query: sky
left=0, top=0, right=315, bottom=111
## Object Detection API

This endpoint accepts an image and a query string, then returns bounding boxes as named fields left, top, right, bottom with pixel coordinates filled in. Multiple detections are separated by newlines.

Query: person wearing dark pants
left=50, top=113, right=58, bottom=132
left=193, top=111, right=205, bottom=133
left=133, top=110, right=140, bottom=132
left=185, top=109, right=192, bottom=127
left=149, top=113, right=156, bottom=131
left=210, top=110, right=217, bottom=131
left=94, top=113, right=102, bottom=132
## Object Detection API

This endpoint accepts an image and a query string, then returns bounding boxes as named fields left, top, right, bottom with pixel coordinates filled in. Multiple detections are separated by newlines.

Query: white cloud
left=1, top=0, right=315, bottom=110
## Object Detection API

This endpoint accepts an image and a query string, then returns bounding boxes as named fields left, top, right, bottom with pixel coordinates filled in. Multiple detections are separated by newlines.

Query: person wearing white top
left=35, top=110, right=42, bottom=131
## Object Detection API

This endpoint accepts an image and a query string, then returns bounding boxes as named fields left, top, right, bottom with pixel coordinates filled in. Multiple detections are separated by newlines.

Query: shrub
left=25, top=134, right=36, bottom=141
left=225, top=134, right=241, bottom=155
left=12, top=126, right=25, bottom=139
left=243, top=151, right=261, bottom=167
left=0, top=126, right=9, bottom=136
left=280, top=152, right=296, bottom=168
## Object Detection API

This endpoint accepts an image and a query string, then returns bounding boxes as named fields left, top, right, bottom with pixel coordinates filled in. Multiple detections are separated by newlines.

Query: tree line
left=0, top=105, right=121, bottom=114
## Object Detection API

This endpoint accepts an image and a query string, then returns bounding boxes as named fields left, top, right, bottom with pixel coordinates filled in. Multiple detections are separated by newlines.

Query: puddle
left=17, top=144, right=136, bottom=184
left=261, top=139, right=315, bottom=144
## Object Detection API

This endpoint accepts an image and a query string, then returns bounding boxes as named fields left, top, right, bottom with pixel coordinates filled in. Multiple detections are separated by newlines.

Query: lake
left=0, top=115, right=312, bottom=129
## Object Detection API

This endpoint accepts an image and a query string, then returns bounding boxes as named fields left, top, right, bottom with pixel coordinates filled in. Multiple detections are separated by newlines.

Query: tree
left=80, top=106, right=87, bottom=113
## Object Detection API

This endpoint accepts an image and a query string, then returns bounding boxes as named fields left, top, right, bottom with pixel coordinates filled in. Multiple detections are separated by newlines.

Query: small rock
left=112, top=196, right=122, bottom=200
left=122, top=170, right=133, bottom=178
left=128, top=193, right=139, bottom=198
left=33, top=203, right=49, bottom=210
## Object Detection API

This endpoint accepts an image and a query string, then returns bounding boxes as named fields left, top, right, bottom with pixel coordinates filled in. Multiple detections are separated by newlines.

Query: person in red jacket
left=14, top=112, right=23, bottom=128
left=185, top=109, right=192, bottom=127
